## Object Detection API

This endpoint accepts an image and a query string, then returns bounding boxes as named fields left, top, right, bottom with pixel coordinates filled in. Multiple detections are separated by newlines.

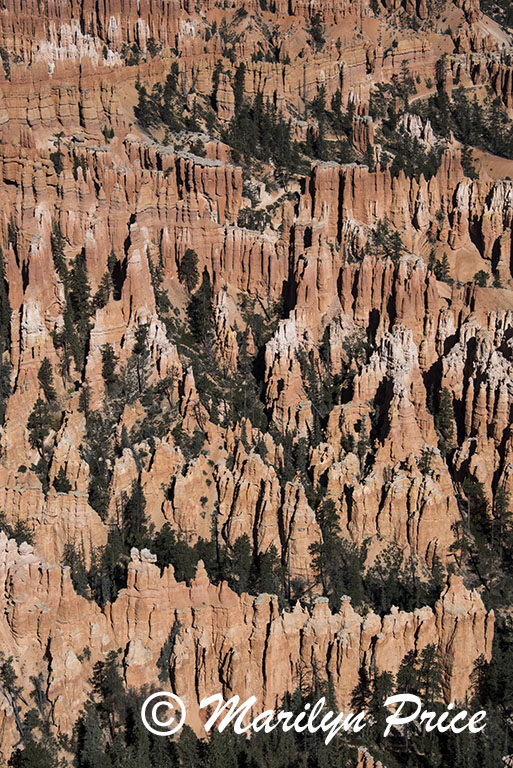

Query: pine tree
left=228, top=534, right=253, bottom=592
left=61, top=253, right=93, bottom=372
left=369, top=669, right=395, bottom=745
left=63, top=540, right=89, bottom=596
left=132, top=324, right=149, bottom=394
left=101, top=344, right=119, bottom=392
left=69, top=254, right=91, bottom=322
left=256, top=544, right=284, bottom=599
left=0, top=653, right=24, bottom=742
left=434, top=252, right=451, bottom=282
left=418, top=644, right=443, bottom=705
left=27, top=397, right=52, bottom=456
left=78, top=704, right=106, bottom=768
left=51, top=221, right=68, bottom=282
left=474, top=270, right=489, bottom=287
left=436, top=387, right=455, bottom=455
left=37, top=357, right=56, bottom=403
left=91, top=650, right=125, bottom=734
left=134, top=81, right=157, bottom=129
left=85, top=412, right=113, bottom=521
left=178, top=249, right=199, bottom=294
left=493, top=487, right=512, bottom=559
left=233, top=63, right=245, bottom=114
left=0, top=247, right=11, bottom=425
left=187, top=268, right=213, bottom=343
left=53, top=466, right=71, bottom=493
left=93, top=272, right=112, bottom=309
left=123, top=480, right=150, bottom=550
left=397, top=649, right=419, bottom=692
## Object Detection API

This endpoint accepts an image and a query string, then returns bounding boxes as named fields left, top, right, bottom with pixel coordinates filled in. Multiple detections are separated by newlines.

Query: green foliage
left=187, top=268, right=214, bottom=343
left=0, top=247, right=11, bottom=424
left=147, top=37, right=160, bottom=58
left=50, top=221, right=68, bottom=282
left=308, top=12, right=325, bottom=51
left=412, top=85, right=513, bottom=161
left=8, top=694, right=61, bottom=768
left=232, top=62, right=245, bottom=113
left=134, top=64, right=206, bottom=135
left=397, top=644, right=443, bottom=704
left=148, top=252, right=172, bottom=318
left=0, top=46, right=10, bottom=79
left=37, top=357, right=56, bottom=403
left=101, top=344, right=119, bottom=392
left=237, top=206, right=272, bottom=232
left=83, top=411, right=114, bottom=520
left=0, top=511, right=34, bottom=546
left=178, top=248, right=200, bottom=294
left=64, top=539, right=89, bottom=597
left=435, top=387, right=455, bottom=456
left=384, top=130, right=443, bottom=181
left=310, top=499, right=366, bottom=609
left=53, top=251, right=93, bottom=375
left=102, top=124, right=114, bottom=142
left=474, top=269, right=489, bottom=287
left=121, top=41, right=141, bottom=66
left=226, top=91, right=303, bottom=176
left=418, top=446, right=436, bottom=476
left=73, top=152, right=87, bottom=179
left=93, top=272, right=112, bottom=309
left=134, top=80, right=158, bottom=129
left=366, top=218, right=405, bottom=262
left=27, top=393, right=57, bottom=492
left=480, top=0, right=513, bottom=25
left=132, top=323, right=150, bottom=394
left=430, top=251, right=452, bottom=282
left=27, top=397, right=52, bottom=456
left=157, top=620, right=182, bottom=682
left=53, top=466, right=71, bottom=493
left=152, top=522, right=205, bottom=582
left=366, top=546, right=444, bottom=614
left=123, top=479, right=152, bottom=551
left=50, top=148, right=63, bottom=175
left=297, top=346, right=345, bottom=448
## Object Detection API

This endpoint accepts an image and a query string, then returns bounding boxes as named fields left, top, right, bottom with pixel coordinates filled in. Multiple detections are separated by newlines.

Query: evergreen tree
left=436, top=387, right=455, bottom=455
left=0, top=247, right=11, bottom=424
left=93, top=272, right=112, bottom=309
left=0, top=653, right=24, bottom=742
left=123, top=480, right=150, bottom=550
left=134, top=81, right=157, bottom=129
left=233, top=63, right=245, bottom=113
left=228, top=534, right=253, bottom=592
left=132, top=324, right=149, bottom=394
left=474, top=270, right=489, bottom=287
left=418, top=643, right=443, bottom=705
left=63, top=539, right=89, bottom=596
left=178, top=249, right=200, bottom=294
left=101, top=344, right=119, bottom=392
left=77, top=704, right=106, bottom=768
left=434, top=252, right=451, bottom=282
left=84, top=412, right=113, bottom=520
left=27, top=397, right=52, bottom=457
left=187, top=268, right=213, bottom=343
left=37, top=358, right=56, bottom=403
left=59, top=252, right=93, bottom=372
left=308, top=12, right=325, bottom=51
left=255, top=543, right=284, bottom=599
left=53, top=466, right=71, bottom=493
left=91, top=651, right=125, bottom=734
left=69, top=253, right=92, bottom=321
